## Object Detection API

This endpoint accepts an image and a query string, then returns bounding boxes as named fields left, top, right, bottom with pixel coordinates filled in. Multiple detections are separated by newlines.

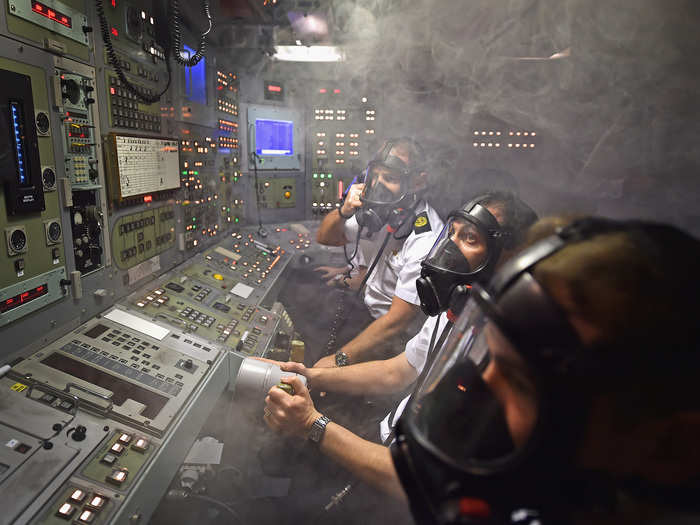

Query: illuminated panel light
left=56, top=503, right=76, bottom=518
left=316, top=132, right=326, bottom=137
left=335, top=133, right=345, bottom=138
left=0, top=284, right=49, bottom=314
left=31, top=1, right=72, bottom=28
left=365, top=129, right=375, bottom=134
left=267, top=84, right=282, bottom=93
left=10, top=102, right=28, bottom=185
left=274, top=45, right=345, bottom=62
left=349, top=133, right=359, bottom=138
left=70, top=489, right=87, bottom=503
left=111, top=27, right=118, bottom=37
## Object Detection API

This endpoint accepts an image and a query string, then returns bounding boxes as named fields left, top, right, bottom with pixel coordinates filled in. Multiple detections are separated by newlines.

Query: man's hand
left=313, top=354, right=336, bottom=368
left=314, top=265, right=346, bottom=286
left=264, top=376, right=321, bottom=438
left=340, top=183, right=365, bottom=218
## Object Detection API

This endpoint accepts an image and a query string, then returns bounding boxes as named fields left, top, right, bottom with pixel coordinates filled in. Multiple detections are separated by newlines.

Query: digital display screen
left=255, top=119, right=293, bottom=156
left=114, top=135, right=180, bottom=198
left=9, top=101, right=30, bottom=186
left=0, top=284, right=48, bottom=314
left=183, top=44, right=207, bottom=105
left=31, top=0, right=72, bottom=28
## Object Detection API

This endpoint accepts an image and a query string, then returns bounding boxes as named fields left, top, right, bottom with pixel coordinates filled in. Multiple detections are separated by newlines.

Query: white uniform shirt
left=343, top=201, right=443, bottom=321
left=379, top=312, right=451, bottom=444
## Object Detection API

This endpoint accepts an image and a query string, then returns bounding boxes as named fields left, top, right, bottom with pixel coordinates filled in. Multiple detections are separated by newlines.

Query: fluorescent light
left=274, top=45, right=344, bottom=62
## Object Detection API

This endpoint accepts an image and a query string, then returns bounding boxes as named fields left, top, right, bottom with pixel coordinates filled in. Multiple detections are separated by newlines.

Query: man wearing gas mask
left=314, top=137, right=443, bottom=367
left=392, top=217, right=700, bottom=525
left=263, top=193, right=538, bottom=509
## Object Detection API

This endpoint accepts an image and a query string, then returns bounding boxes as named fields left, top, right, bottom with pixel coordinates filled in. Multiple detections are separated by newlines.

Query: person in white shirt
left=315, top=137, right=444, bottom=367
left=263, top=191, right=538, bottom=500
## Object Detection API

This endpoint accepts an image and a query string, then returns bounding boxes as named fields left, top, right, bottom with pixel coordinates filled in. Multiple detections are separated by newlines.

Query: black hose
left=356, top=230, right=391, bottom=298
left=169, top=0, right=211, bottom=67
left=95, top=0, right=171, bottom=104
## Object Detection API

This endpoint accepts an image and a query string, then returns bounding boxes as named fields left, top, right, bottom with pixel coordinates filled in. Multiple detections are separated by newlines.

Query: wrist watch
left=308, top=414, right=330, bottom=443
left=338, top=207, right=354, bottom=220
left=335, top=350, right=349, bottom=367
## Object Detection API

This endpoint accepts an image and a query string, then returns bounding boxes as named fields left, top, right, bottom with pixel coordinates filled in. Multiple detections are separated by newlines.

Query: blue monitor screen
left=255, top=119, right=293, bottom=156
left=184, top=44, right=207, bottom=105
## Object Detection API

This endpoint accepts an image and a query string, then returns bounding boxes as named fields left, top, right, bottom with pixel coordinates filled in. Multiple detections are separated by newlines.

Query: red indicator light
left=110, top=87, right=116, bottom=95
left=111, top=27, right=119, bottom=37
left=32, top=1, right=72, bottom=28
left=319, top=88, right=327, bottom=94
left=20, top=292, right=30, bottom=302
left=143, top=195, right=153, bottom=203
left=267, top=85, right=282, bottom=92
left=111, top=0, right=116, bottom=6
left=36, top=285, right=44, bottom=292
left=337, top=180, right=343, bottom=200
left=6, top=298, right=14, bottom=305
left=333, top=89, right=341, bottom=94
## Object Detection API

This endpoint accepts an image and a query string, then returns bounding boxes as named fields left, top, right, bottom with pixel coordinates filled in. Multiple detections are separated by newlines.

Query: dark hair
left=475, top=191, right=539, bottom=249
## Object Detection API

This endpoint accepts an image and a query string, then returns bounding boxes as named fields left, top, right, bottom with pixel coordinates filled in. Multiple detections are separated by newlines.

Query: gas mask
left=354, top=138, right=425, bottom=236
left=416, top=199, right=506, bottom=317
left=393, top=218, right=691, bottom=525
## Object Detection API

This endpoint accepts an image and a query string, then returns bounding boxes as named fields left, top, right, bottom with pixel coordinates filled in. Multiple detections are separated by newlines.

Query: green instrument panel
left=111, top=205, right=175, bottom=270
left=82, top=431, right=155, bottom=491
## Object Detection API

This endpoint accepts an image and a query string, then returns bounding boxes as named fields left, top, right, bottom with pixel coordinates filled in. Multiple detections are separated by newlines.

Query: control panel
left=111, top=204, right=175, bottom=269
left=0, top=57, right=66, bottom=326
left=310, top=88, right=381, bottom=215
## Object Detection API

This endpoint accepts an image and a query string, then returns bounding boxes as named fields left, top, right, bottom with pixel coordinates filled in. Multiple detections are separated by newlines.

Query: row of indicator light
left=473, top=130, right=537, bottom=137
left=365, top=109, right=376, bottom=121
left=56, top=491, right=108, bottom=523
left=349, top=150, right=360, bottom=156
left=472, top=142, right=536, bottom=148
left=312, top=173, right=333, bottom=178
left=366, top=129, right=375, bottom=134
left=312, top=202, right=341, bottom=208
left=218, top=119, right=238, bottom=132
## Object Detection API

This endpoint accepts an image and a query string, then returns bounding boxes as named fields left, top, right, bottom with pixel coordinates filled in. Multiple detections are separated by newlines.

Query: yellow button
left=213, top=274, right=224, bottom=281
left=284, top=191, right=291, bottom=199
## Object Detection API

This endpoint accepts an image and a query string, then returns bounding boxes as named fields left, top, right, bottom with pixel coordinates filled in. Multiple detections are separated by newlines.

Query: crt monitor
left=247, top=105, right=301, bottom=170
left=255, top=119, right=293, bottom=156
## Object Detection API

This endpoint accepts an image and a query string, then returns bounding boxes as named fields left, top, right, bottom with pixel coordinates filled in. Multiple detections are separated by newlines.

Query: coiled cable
left=95, top=0, right=171, bottom=104
left=169, top=0, right=211, bottom=67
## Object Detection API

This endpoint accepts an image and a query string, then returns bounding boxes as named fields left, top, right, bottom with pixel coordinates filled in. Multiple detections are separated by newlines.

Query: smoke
left=246, top=0, right=700, bottom=232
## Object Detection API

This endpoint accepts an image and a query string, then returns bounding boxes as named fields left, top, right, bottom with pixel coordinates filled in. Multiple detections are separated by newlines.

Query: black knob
left=72, top=425, right=87, bottom=441
left=84, top=85, right=94, bottom=93
left=82, top=25, right=93, bottom=33
left=85, top=98, right=95, bottom=105
left=184, top=359, right=193, bottom=369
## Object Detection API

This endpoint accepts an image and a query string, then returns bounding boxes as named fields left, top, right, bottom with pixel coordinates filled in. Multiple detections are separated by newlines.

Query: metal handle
left=24, top=378, right=80, bottom=417
left=64, top=382, right=114, bottom=416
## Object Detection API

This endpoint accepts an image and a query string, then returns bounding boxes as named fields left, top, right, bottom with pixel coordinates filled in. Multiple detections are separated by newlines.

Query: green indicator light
left=320, top=174, right=325, bottom=179
left=328, top=173, right=332, bottom=178
left=262, top=251, right=268, bottom=256
left=194, top=171, right=199, bottom=175
left=312, top=173, right=318, bottom=179
left=181, top=170, right=187, bottom=175
left=234, top=217, right=239, bottom=223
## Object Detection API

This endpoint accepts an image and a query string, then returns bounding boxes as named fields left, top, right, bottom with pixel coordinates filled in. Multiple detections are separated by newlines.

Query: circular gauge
left=10, top=229, right=27, bottom=253
left=42, top=167, right=56, bottom=190
left=61, top=78, right=81, bottom=105
left=47, top=221, right=62, bottom=243
left=35, top=112, right=50, bottom=135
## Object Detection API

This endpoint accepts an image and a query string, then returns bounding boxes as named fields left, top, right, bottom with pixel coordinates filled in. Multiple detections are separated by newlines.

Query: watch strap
left=308, top=414, right=330, bottom=443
